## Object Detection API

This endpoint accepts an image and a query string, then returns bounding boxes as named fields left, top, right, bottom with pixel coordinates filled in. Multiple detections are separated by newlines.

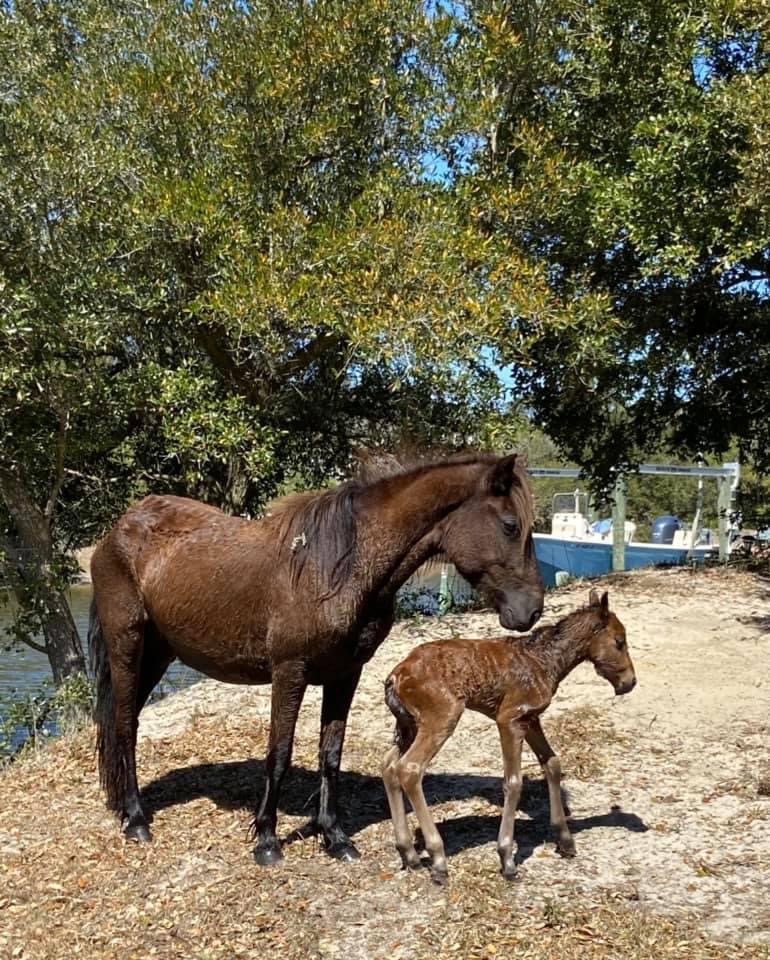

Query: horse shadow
left=141, top=759, right=648, bottom=865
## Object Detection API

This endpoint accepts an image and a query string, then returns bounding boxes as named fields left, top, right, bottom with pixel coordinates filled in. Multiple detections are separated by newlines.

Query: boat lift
left=527, top=462, right=741, bottom=572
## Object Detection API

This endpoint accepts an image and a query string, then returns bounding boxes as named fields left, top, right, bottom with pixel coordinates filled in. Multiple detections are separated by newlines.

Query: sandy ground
left=1, top=566, right=769, bottom=959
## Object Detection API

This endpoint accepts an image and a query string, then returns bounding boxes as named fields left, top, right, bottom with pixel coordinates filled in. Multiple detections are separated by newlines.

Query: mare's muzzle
left=497, top=592, right=543, bottom=632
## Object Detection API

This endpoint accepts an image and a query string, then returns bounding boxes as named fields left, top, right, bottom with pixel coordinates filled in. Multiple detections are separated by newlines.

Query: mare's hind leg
left=98, top=600, right=150, bottom=842
left=525, top=718, right=575, bottom=857
left=137, top=625, right=175, bottom=712
left=382, top=743, right=421, bottom=870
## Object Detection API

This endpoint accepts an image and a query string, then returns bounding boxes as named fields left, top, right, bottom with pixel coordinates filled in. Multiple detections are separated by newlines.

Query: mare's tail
left=89, top=598, right=124, bottom=813
left=384, top=676, right=417, bottom=755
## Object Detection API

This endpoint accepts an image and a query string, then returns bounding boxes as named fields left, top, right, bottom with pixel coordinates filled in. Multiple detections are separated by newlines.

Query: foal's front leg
left=525, top=717, right=575, bottom=857
left=253, top=661, right=307, bottom=866
left=496, top=719, right=525, bottom=880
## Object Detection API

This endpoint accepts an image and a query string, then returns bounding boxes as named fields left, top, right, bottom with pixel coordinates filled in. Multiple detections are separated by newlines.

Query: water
left=0, top=585, right=200, bottom=735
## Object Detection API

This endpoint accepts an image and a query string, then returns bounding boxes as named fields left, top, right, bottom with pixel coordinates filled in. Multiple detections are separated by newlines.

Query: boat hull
left=534, top=533, right=717, bottom=588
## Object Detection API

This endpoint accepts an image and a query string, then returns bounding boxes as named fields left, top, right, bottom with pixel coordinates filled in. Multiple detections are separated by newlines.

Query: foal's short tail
left=89, top=598, right=124, bottom=814
left=384, top=676, right=417, bottom=755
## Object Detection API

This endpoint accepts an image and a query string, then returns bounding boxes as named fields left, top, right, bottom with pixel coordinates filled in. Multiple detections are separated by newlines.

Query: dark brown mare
left=89, top=453, right=544, bottom=865
left=382, top=589, right=636, bottom=882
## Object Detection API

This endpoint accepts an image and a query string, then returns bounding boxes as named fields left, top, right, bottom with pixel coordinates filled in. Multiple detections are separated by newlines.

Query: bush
left=0, top=673, right=93, bottom=762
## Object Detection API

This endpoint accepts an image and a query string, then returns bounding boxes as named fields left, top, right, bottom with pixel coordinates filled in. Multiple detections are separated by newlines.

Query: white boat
left=534, top=490, right=718, bottom=588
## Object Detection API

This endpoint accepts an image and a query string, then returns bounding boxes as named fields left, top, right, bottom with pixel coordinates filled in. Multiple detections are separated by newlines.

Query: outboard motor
left=651, top=515, right=683, bottom=545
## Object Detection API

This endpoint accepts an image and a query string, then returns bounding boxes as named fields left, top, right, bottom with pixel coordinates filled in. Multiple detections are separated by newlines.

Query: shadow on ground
left=142, top=760, right=647, bottom=864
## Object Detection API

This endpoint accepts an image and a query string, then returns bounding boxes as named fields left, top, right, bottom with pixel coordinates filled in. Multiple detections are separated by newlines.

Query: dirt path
left=2, top=567, right=769, bottom=959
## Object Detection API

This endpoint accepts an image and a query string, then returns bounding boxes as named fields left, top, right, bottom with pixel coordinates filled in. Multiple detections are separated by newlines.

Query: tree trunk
left=0, top=466, right=86, bottom=685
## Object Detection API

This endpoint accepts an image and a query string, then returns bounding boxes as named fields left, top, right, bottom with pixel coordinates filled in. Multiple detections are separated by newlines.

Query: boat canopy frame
left=527, top=462, right=741, bottom=569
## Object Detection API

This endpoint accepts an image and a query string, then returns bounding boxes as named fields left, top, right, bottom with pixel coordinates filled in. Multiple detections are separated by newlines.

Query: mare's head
left=585, top=589, right=636, bottom=694
left=439, top=454, right=544, bottom=631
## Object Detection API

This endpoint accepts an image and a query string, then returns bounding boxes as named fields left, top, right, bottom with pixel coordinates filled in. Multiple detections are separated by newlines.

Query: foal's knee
left=395, top=758, right=424, bottom=793
left=382, top=745, right=400, bottom=780
left=502, top=773, right=523, bottom=804
left=544, top=755, right=563, bottom=783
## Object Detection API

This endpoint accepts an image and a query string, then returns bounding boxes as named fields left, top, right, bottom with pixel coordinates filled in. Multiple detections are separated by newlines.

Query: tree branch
left=44, top=406, right=70, bottom=521
left=274, top=331, right=345, bottom=380
left=20, top=636, right=48, bottom=655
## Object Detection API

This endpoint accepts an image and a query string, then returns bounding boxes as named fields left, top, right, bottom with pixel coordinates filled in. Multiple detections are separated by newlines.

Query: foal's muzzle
left=615, top=674, right=637, bottom=695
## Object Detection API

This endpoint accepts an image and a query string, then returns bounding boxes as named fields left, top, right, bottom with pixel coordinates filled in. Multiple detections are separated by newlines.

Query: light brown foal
left=382, top=589, right=636, bottom=882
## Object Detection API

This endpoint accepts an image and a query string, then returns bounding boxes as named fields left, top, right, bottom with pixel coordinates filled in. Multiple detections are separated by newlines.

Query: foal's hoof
left=399, top=851, right=423, bottom=871
left=430, top=867, right=449, bottom=886
left=254, top=841, right=284, bottom=867
left=326, top=839, right=360, bottom=862
left=557, top=837, right=576, bottom=859
left=501, top=864, right=518, bottom=882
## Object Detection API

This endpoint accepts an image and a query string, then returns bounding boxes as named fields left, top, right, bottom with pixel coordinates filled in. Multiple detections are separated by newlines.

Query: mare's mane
left=266, top=452, right=534, bottom=601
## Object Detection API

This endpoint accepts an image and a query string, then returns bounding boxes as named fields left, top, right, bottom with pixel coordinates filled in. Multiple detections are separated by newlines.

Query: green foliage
left=441, top=0, right=770, bottom=486
left=0, top=673, right=93, bottom=762
left=1, top=0, right=769, bottom=685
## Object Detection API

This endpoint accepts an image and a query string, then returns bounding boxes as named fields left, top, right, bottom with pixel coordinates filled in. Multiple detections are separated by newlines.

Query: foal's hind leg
left=525, top=718, right=575, bottom=857
left=396, top=707, right=462, bottom=884
left=382, top=743, right=421, bottom=870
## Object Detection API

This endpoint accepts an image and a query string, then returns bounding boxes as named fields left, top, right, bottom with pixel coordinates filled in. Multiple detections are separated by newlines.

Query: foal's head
left=439, top=455, right=544, bottom=632
left=585, top=589, right=636, bottom=694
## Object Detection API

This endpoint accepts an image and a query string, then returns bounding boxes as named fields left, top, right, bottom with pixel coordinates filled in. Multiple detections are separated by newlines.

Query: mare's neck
left=357, top=460, right=485, bottom=594
left=525, top=611, right=595, bottom=687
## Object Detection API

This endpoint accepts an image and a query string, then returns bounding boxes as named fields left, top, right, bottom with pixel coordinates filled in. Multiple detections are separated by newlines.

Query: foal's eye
left=501, top=517, right=520, bottom=538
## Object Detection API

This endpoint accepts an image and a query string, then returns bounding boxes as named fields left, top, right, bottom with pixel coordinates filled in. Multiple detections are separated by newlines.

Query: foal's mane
left=266, top=451, right=533, bottom=601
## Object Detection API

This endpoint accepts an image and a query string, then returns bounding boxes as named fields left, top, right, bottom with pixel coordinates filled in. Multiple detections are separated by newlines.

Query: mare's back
left=104, top=494, right=263, bottom=590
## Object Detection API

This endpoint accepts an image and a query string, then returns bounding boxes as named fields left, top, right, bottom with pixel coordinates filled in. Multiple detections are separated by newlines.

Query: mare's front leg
left=253, top=661, right=307, bottom=866
left=314, top=666, right=363, bottom=860
left=525, top=717, right=575, bottom=857
left=496, top=719, right=525, bottom=880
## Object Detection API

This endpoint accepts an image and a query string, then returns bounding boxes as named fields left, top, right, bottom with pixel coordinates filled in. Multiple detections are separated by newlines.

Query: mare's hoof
left=430, top=867, right=449, bottom=886
left=124, top=822, right=152, bottom=843
left=254, top=842, right=284, bottom=867
left=501, top=865, right=518, bottom=882
left=326, top=840, right=360, bottom=862
left=557, top=838, right=576, bottom=858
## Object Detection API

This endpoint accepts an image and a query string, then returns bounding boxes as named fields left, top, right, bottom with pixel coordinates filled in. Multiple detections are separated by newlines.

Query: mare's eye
left=501, top=517, right=520, bottom=538
left=615, top=636, right=626, bottom=651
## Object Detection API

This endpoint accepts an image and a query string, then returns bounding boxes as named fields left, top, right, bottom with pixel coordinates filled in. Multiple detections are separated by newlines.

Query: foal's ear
left=589, top=588, right=600, bottom=607
left=600, top=591, right=610, bottom=619
left=486, top=454, right=519, bottom=497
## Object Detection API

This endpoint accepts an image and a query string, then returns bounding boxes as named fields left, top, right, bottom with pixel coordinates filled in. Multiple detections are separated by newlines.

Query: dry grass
left=0, top=714, right=766, bottom=960
left=543, top=705, right=628, bottom=781
left=2, top=565, right=769, bottom=960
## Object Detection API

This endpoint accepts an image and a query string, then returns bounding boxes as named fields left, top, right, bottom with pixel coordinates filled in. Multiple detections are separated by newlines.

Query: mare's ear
left=486, top=454, right=519, bottom=497
left=589, top=588, right=600, bottom=608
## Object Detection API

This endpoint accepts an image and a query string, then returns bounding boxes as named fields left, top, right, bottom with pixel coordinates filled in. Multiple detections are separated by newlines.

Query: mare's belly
left=174, top=646, right=272, bottom=685
left=148, top=610, right=272, bottom=685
